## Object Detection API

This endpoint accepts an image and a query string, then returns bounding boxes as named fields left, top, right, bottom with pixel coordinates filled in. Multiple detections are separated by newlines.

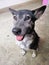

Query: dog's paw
left=32, top=50, right=36, bottom=58
left=32, top=53, right=36, bottom=58
left=21, top=50, right=26, bottom=56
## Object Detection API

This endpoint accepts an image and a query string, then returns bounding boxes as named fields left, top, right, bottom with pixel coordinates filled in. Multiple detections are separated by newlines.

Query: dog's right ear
left=9, top=8, right=17, bottom=15
left=31, top=6, right=46, bottom=19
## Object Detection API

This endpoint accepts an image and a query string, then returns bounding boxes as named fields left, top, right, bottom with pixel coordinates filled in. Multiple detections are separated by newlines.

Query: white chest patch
left=16, top=36, right=33, bottom=50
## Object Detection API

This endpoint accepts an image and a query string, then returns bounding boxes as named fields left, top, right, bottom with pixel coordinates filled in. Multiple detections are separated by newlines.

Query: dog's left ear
left=9, top=8, right=17, bottom=15
left=32, top=6, right=46, bottom=19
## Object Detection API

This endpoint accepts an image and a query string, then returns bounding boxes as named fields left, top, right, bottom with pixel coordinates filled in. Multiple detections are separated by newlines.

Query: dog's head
left=9, top=6, right=46, bottom=41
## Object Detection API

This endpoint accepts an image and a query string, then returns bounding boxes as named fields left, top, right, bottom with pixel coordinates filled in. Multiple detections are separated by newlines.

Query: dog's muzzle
left=12, top=28, right=21, bottom=35
left=12, top=28, right=24, bottom=41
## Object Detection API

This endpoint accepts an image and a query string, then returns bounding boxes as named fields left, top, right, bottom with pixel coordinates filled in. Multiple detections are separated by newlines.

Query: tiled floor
left=0, top=1, right=49, bottom=65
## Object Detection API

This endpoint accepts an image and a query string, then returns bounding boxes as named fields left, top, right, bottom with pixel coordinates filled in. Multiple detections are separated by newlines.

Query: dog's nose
left=12, top=28, right=21, bottom=35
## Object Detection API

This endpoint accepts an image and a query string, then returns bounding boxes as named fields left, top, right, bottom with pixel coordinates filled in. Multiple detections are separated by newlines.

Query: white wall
left=0, top=0, right=30, bottom=9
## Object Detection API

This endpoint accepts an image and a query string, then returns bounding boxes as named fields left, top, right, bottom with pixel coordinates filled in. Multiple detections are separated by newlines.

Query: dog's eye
left=13, top=16, right=17, bottom=20
left=24, top=15, right=30, bottom=21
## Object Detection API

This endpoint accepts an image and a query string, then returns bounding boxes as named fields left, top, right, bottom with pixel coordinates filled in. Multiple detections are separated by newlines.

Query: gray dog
left=9, top=6, right=46, bottom=57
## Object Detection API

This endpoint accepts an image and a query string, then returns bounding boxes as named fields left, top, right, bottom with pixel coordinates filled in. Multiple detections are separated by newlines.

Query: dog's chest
left=16, top=36, right=33, bottom=50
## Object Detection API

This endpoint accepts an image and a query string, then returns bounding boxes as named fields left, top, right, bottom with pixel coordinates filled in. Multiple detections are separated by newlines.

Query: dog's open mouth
left=16, top=36, right=24, bottom=41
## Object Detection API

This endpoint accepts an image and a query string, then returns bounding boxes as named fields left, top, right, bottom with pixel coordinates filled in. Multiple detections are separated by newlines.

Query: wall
left=0, top=0, right=30, bottom=9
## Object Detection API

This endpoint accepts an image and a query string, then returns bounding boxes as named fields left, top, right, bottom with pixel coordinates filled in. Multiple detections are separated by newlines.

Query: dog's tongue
left=16, top=36, right=23, bottom=41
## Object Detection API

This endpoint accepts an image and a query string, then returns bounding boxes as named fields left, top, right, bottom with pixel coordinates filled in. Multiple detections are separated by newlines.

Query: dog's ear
left=32, top=6, right=46, bottom=19
left=9, top=8, right=17, bottom=15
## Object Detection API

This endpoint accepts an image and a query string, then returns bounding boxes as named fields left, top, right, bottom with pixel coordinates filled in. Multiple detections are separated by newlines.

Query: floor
left=0, top=1, right=49, bottom=65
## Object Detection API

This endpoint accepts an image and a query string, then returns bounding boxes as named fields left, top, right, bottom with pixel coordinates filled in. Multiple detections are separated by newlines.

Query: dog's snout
left=12, top=28, right=21, bottom=35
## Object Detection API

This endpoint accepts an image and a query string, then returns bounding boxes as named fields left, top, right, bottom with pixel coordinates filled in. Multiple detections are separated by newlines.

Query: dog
left=9, top=6, right=46, bottom=57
